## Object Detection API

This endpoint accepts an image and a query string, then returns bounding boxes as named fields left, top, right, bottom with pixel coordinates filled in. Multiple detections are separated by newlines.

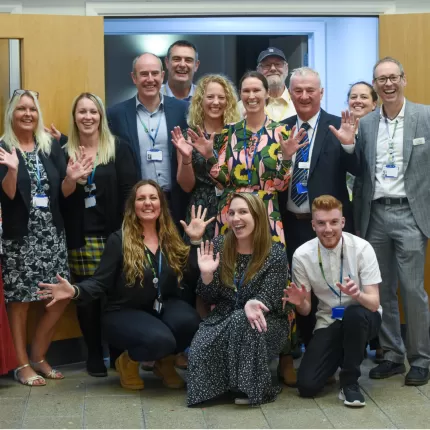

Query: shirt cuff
left=342, top=143, right=355, bottom=154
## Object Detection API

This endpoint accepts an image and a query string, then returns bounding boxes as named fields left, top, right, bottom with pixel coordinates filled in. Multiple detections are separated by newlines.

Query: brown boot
left=279, top=354, right=297, bottom=387
left=153, top=355, right=185, bottom=389
left=115, top=351, right=144, bottom=390
left=175, top=352, right=188, bottom=370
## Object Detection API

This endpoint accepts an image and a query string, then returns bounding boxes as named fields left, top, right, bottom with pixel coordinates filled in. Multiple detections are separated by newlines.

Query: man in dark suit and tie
left=107, top=52, right=189, bottom=226
left=278, top=67, right=361, bottom=351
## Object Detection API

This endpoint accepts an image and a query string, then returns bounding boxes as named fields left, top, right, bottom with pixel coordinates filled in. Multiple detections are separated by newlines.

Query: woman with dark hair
left=63, top=92, right=138, bottom=377
left=187, top=193, right=292, bottom=406
left=38, top=180, right=212, bottom=391
left=0, top=90, right=92, bottom=386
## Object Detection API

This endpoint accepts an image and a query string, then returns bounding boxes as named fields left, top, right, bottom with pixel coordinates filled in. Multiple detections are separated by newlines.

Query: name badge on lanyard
left=33, top=154, right=49, bottom=208
left=146, top=248, right=164, bottom=313
left=138, top=110, right=163, bottom=162
left=383, top=118, right=399, bottom=179
left=147, top=149, right=163, bottom=161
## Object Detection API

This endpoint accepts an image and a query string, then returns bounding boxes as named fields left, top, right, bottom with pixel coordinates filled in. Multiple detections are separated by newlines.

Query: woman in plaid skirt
left=63, top=93, right=138, bottom=377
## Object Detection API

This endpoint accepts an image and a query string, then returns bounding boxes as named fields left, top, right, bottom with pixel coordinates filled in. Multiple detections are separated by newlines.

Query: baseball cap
left=257, top=47, right=287, bottom=64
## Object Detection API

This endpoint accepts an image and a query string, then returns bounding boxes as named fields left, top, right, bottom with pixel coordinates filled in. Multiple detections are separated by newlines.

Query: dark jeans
left=102, top=298, right=200, bottom=362
left=297, top=305, right=381, bottom=397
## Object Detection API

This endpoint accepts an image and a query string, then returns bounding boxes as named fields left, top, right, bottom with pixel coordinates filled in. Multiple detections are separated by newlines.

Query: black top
left=76, top=230, right=199, bottom=313
left=0, top=139, right=73, bottom=240
left=63, top=139, right=139, bottom=248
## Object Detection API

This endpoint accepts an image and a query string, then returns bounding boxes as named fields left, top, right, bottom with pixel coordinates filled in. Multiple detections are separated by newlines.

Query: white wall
left=6, top=0, right=430, bottom=16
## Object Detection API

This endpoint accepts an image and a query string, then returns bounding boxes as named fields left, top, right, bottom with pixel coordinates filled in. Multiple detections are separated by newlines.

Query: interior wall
left=0, top=40, right=10, bottom=135
left=0, top=13, right=105, bottom=340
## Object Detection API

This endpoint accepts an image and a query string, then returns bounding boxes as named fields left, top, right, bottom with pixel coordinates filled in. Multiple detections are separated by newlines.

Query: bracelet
left=182, top=159, right=192, bottom=165
left=72, top=285, right=80, bottom=300
left=190, top=238, right=203, bottom=246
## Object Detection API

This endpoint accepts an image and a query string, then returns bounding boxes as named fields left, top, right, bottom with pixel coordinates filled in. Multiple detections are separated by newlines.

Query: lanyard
left=317, top=236, right=344, bottom=304
left=145, top=247, right=163, bottom=299
left=137, top=111, right=162, bottom=147
left=295, top=111, right=321, bottom=163
left=384, top=117, right=398, bottom=167
left=243, top=117, right=266, bottom=185
left=34, top=153, right=43, bottom=193
left=87, top=153, right=98, bottom=192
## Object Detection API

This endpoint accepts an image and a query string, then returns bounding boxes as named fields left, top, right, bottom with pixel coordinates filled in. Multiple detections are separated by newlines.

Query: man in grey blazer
left=353, top=57, right=430, bottom=386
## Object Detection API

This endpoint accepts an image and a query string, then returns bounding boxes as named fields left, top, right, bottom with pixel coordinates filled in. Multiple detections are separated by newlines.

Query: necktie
left=291, top=122, right=311, bottom=207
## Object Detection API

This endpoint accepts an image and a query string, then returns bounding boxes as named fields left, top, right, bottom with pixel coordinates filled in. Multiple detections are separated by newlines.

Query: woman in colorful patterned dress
left=171, top=74, right=240, bottom=242
left=0, top=90, right=92, bottom=386
left=190, top=71, right=309, bottom=384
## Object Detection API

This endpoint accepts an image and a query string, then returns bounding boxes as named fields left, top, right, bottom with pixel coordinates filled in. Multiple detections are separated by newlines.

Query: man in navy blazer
left=278, top=67, right=361, bottom=360
left=107, top=52, right=189, bottom=227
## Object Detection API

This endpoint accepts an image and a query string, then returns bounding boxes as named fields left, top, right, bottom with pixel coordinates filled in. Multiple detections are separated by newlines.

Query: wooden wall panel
left=0, top=39, right=10, bottom=134
left=379, top=13, right=430, bottom=319
left=0, top=14, right=105, bottom=340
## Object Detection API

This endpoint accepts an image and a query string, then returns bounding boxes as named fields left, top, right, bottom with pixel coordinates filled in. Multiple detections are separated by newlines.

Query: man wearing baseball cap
left=238, top=47, right=296, bottom=122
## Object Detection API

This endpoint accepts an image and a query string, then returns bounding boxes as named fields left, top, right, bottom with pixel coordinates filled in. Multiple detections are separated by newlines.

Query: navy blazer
left=278, top=109, right=361, bottom=231
left=107, top=95, right=189, bottom=226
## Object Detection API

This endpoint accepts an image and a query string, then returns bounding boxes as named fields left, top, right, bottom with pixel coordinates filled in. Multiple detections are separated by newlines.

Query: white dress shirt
left=373, top=99, right=407, bottom=200
left=292, top=232, right=382, bottom=331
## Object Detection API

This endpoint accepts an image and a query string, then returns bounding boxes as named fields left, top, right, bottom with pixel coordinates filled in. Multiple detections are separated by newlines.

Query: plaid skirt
left=68, top=236, right=107, bottom=277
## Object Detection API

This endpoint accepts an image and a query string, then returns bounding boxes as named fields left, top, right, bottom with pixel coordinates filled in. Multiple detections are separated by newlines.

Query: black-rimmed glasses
left=374, top=75, right=403, bottom=85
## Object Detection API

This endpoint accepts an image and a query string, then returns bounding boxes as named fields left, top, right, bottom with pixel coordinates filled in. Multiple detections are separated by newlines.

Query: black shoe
left=369, top=360, right=406, bottom=379
left=86, top=358, right=108, bottom=377
left=405, top=366, right=429, bottom=386
left=339, top=383, right=366, bottom=407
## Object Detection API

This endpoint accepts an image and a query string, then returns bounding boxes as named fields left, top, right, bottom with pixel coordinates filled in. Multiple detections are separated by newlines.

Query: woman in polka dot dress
left=187, top=192, right=291, bottom=406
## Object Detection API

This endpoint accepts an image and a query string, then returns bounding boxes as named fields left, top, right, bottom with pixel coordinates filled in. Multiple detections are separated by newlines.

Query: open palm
left=38, top=274, right=75, bottom=308
left=282, top=282, right=308, bottom=307
left=187, top=126, right=215, bottom=160
left=0, top=147, right=19, bottom=171
left=171, top=126, right=193, bottom=159
left=197, top=240, right=220, bottom=274
left=329, top=110, right=358, bottom=145
left=180, top=205, right=215, bottom=242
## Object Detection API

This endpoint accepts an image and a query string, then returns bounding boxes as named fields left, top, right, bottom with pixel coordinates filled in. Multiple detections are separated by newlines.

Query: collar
left=380, top=98, right=406, bottom=121
left=136, top=93, right=164, bottom=112
left=297, top=109, right=321, bottom=130
left=318, top=234, right=343, bottom=256
left=161, top=81, right=195, bottom=100
left=269, top=86, right=291, bottom=104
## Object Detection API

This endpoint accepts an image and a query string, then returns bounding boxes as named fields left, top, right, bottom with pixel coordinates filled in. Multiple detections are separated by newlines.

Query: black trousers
left=297, top=305, right=381, bottom=397
left=102, top=298, right=200, bottom=362
left=283, top=211, right=318, bottom=347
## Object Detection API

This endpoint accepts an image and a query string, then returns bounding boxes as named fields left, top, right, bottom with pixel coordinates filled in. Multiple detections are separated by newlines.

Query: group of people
left=0, top=39, right=429, bottom=410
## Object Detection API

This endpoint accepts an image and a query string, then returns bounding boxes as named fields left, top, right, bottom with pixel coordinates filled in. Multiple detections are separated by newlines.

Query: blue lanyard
left=295, top=111, right=321, bottom=162
left=233, top=262, right=250, bottom=307
left=137, top=111, right=162, bottom=147
left=317, top=236, right=344, bottom=304
left=145, top=247, right=163, bottom=299
left=243, top=117, right=266, bottom=185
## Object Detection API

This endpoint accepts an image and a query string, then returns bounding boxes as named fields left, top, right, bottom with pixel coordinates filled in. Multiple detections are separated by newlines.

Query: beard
left=266, top=74, right=285, bottom=93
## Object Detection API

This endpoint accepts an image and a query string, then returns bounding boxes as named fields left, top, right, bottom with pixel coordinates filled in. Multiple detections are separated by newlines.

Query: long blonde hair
left=64, top=93, right=115, bottom=165
left=187, top=74, right=240, bottom=129
left=221, top=193, right=273, bottom=288
left=122, top=180, right=190, bottom=287
left=1, top=91, right=52, bottom=155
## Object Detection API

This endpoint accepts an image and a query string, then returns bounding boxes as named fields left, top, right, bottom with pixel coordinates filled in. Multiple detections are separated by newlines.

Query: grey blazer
left=353, top=100, right=430, bottom=238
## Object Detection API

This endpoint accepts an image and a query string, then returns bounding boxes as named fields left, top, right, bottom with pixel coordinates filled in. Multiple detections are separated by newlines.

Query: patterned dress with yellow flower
left=206, top=118, right=292, bottom=247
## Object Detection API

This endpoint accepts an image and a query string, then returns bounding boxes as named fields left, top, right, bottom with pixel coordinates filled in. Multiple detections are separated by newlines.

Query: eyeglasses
left=12, top=89, right=39, bottom=98
left=259, top=62, right=285, bottom=71
left=374, top=75, right=403, bottom=85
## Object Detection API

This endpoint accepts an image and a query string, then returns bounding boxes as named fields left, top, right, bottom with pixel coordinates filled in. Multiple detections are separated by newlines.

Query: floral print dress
left=209, top=118, right=292, bottom=246
left=2, top=150, right=69, bottom=303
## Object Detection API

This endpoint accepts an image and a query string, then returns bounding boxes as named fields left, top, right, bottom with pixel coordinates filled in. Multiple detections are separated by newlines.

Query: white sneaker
left=339, top=384, right=366, bottom=407
left=234, top=397, right=250, bottom=405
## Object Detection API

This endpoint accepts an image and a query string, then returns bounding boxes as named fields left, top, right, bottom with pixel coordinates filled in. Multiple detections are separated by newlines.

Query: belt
left=288, top=211, right=312, bottom=220
left=375, top=197, right=408, bottom=205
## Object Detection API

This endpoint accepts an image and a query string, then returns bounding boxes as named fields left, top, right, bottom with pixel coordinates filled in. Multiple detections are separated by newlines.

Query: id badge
left=85, top=196, right=96, bottom=208
left=385, top=165, right=399, bottom=178
left=147, top=149, right=163, bottom=161
left=331, top=306, right=345, bottom=320
left=298, top=161, right=310, bottom=169
left=33, top=194, right=49, bottom=208
left=84, top=183, right=96, bottom=193
left=153, top=298, right=163, bottom=313
left=296, top=183, right=308, bottom=194
left=215, top=186, right=223, bottom=197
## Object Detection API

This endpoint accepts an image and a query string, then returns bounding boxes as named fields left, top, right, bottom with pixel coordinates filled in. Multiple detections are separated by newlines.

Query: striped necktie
left=291, top=122, right=311, bottom=206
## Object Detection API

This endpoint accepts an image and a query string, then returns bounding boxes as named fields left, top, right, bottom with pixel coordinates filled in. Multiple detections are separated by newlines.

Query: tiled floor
left=1, top=356, right=429, bottom=429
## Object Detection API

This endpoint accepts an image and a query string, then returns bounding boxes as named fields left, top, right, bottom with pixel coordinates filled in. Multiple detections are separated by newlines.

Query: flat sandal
left=14, top=364, right=46, bottom=386
left=31, top=359, right=65, bottom=380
